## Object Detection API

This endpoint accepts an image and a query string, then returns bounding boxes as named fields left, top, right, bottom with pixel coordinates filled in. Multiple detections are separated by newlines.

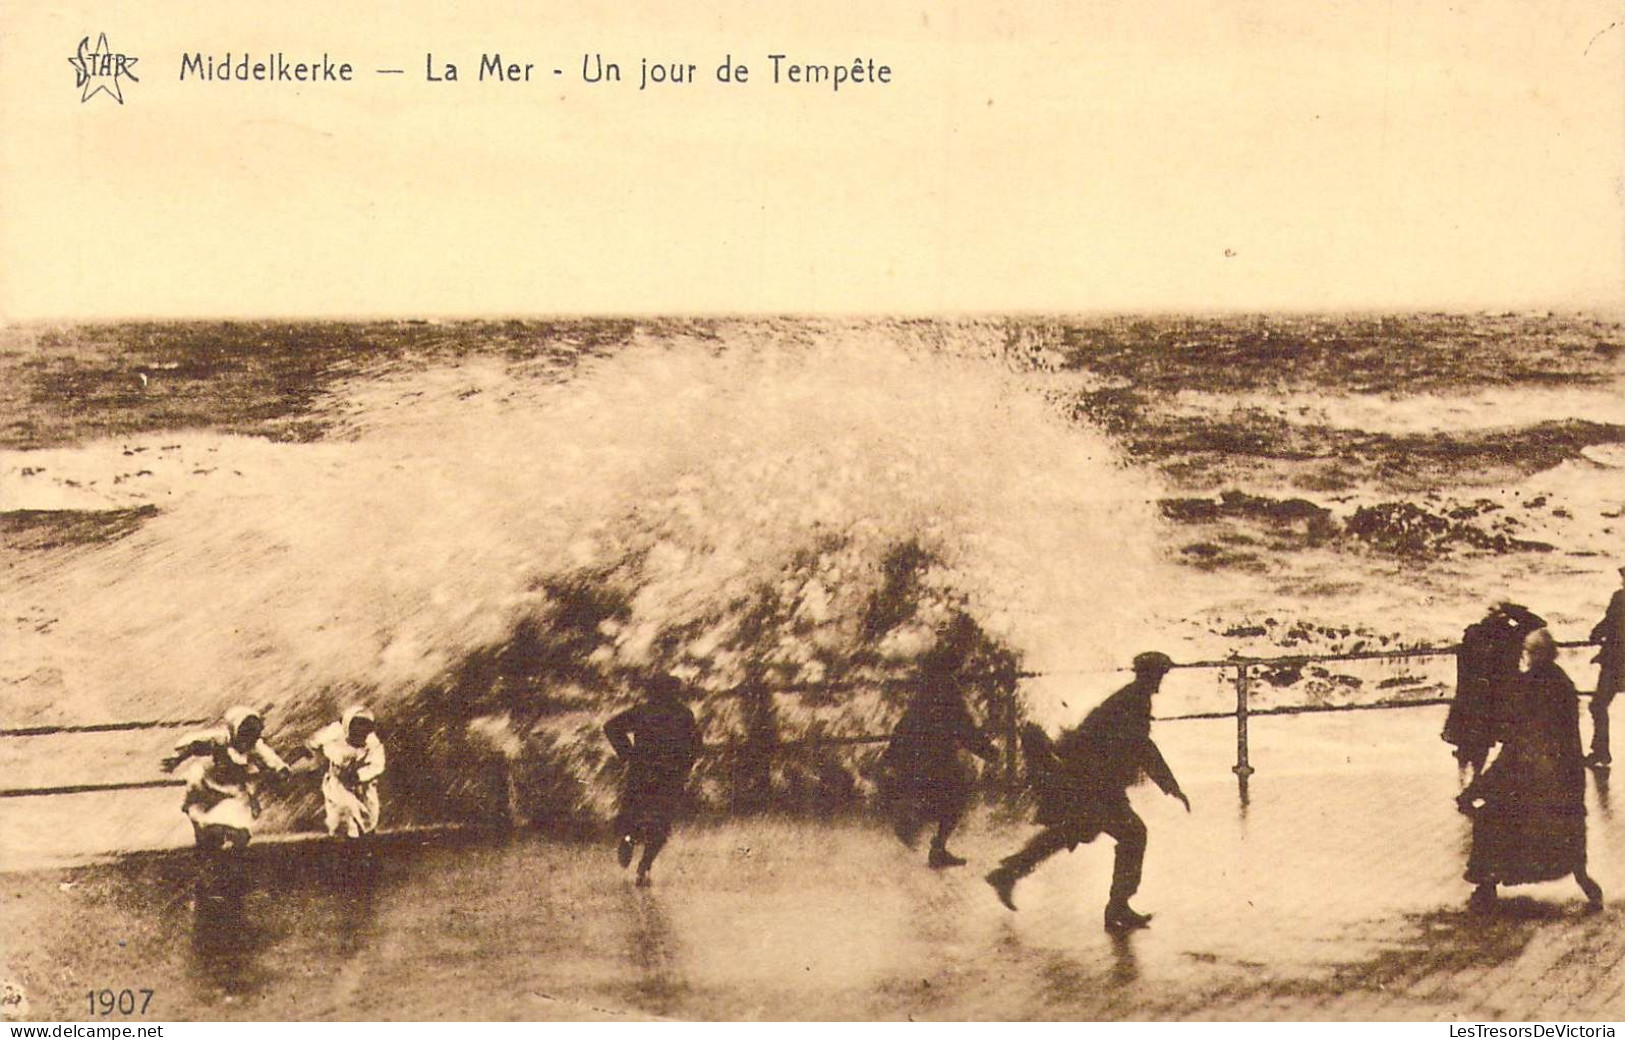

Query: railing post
left=730, top=678, right=775, bottom=814
left=1233, top=664, right=1255, bottom=780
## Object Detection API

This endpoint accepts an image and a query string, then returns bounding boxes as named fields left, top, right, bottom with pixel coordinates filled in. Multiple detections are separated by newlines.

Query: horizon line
left=5, top=304, right=1625, bottom=328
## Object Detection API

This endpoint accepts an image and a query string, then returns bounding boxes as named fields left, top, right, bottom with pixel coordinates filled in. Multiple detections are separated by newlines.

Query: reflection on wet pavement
left=619, top=891, right=685, bottom=1015
left=188, top=856, right=263, bottom=1003
left=5, top=708, right=1625, bottom=1020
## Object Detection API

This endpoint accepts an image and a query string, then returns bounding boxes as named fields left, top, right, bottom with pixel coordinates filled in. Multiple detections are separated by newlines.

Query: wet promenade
left=5, top=707, right=1625, bottom=1021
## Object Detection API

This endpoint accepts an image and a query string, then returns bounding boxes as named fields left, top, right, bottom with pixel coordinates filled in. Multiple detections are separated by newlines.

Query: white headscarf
left=342, top=704, right=375, bottom=738
left=223, top=705, right=261, bottom=743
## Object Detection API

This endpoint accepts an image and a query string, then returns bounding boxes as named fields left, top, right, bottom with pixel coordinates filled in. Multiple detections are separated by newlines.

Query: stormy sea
left=3, top=314, right=1623, bottom=859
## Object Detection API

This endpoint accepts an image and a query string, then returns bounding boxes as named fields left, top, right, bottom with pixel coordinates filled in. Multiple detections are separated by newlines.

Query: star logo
left=69, top=33, right=140, bottom=104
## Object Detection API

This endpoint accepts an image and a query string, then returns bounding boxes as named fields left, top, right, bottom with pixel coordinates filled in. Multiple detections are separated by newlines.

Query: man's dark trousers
left=997, top=798, right=1147, bottom=903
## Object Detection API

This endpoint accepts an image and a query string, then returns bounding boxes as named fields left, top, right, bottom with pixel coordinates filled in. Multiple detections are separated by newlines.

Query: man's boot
left=985, top=866, right=1019, bottom=910
left=617, top=835, right=635, bottom=869
left=928, top=843, right=967, bottom=869
left=1104, top=901, right=1152, bottom=933
left=1576, top=870, right=1604, bottom=909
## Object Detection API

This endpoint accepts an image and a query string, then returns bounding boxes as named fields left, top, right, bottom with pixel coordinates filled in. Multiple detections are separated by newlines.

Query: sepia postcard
left=2, top=0, right=1624, bottom=1026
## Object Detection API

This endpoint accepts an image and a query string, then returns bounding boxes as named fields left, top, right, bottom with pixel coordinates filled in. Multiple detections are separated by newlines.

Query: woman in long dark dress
left=1458, top=628, right=1604, bottom=911
left=879, top=619, right=999, bottom=869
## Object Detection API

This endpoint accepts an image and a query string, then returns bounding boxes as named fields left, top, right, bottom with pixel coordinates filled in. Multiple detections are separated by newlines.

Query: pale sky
left=2, top=0, right=1622, bottom=320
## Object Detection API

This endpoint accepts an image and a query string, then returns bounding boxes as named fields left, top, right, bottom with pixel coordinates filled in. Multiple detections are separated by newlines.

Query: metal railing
left=1162, top=638, right=1601, bottom=782
left=0, top=638, right=1603, bottom=802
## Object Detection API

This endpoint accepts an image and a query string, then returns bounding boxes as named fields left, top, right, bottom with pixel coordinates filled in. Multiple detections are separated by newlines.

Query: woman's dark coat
left=1463, top=660, right=1588, bottom=887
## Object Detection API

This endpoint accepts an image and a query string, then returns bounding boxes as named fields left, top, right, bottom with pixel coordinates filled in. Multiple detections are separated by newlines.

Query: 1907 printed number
left=87, top=989, right=154, bottom=1016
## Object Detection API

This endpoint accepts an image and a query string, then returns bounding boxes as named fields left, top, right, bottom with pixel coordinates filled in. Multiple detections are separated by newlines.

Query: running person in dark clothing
left=1586, top=566, right=1625, bottom=767
left=880, top=665, right=999, bottom=869
left=605, top=674, right=703, bottom=887
left=986, top=652, right=1190, bottom=932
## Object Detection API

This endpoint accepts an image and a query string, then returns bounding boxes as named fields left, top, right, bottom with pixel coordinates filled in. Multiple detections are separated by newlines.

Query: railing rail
left=0, top=779, right=185, bottom=799
left=0, top=718, right=212, bottom=739
left=1, top=638, right=1603, bottom=801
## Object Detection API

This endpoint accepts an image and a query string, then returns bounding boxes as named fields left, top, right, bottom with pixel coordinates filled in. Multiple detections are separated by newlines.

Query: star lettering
left=69, top=33, right=140, bottom=104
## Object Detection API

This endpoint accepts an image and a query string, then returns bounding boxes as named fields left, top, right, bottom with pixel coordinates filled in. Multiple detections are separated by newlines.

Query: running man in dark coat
left=1586, top=566, right=1625, bottom=766
left=1458, top=628, right=1603, bottom=911
left=605, top=674, right=703, bottom=887
left=880, top=667, right=998, bottom=869
left=985, top=652, right=1190, bottom=932
left=1445, top=603, right=1547, bottom=778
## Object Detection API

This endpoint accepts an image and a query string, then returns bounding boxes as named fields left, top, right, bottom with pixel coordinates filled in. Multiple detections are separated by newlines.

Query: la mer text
left=422, top=53, right=894, bottom=92
left=425, top=54, right=543, bottom=81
